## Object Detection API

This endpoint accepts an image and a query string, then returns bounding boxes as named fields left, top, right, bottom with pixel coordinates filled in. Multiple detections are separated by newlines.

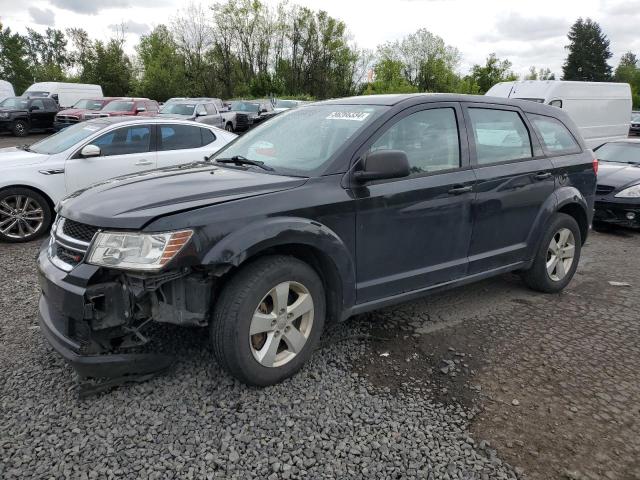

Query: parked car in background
left=630, top=111, right=640, bottom=136
left=158, top=100, right=225, bottom=129
left=593, top=139, right=640, bottom=228
left=0, top=117, right=236, bottom=242
left=23, top=82, right=103, bottom=109
left=0, top=96, right=58, bottom=136
left=0, top=80, right=15, bottom=103
left=273, top=99, right=304, bottom=113
left=36, top=94, right=596, bottom=388
left=84, top=98, right=159, bottom=119
left=54, top=97, right=123, bottom=130
left=166, top=97, right=227, bottom=112
left=486, top=80, right=632, bottom=148
left=222, top=100, right=278, bottom=132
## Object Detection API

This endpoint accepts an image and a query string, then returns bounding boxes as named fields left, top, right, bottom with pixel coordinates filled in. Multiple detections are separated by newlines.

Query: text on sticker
left=326, top=112, right=371, bottom=121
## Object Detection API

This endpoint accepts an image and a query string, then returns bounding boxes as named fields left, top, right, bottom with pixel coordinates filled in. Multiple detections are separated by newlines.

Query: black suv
left=0, top=96, right=58, bottom=136
left=37, top=94, right=596, bottom=388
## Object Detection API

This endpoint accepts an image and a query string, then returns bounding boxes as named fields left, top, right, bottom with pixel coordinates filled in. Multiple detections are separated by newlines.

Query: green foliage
left=0, top=23, right=32, bottom=93
left=467, top=53, right=517, bottom=93
left=136, top=26, right=186, bottom=101
left=525, top=66, right=555, bottom=81
left=614, top=51, right=640, bottom=109
left=562, top=18, right=612, bottom=81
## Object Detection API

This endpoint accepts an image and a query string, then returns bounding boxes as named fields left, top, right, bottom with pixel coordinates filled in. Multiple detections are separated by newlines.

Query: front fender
left=202, top=216, right=356, bottom=311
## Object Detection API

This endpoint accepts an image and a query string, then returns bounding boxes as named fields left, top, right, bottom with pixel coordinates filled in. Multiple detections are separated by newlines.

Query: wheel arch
left=555, top=187, right=590, bottom=245
left=202, top=217, right=356, bottom=323
left=0, top=183, right=56, bottom=215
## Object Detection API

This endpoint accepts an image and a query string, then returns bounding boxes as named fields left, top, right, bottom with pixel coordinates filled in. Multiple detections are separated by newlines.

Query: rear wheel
left=211, top=255, right=325, bottom=386
left=12, top=120, right=29, bottom=137
left=0, top=187, right=52, bottom=243
left=521, top=213, right=581, bottom=293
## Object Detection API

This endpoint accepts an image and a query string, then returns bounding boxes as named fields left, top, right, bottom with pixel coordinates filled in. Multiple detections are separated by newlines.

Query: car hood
left=597, top=162, right=640, bottom=189
left=57, top=108, right=93, bottom=117
left=59, top=163, right=308, bottom=229
left=0, top=147, right=48, bottom=167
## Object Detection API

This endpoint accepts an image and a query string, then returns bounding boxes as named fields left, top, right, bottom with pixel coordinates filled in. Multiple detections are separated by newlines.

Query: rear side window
left=468, top=108, right=532, bottom=165
left=31, top=99, right=45, bottom=110
left=528, top=114, right=580, bottom=155
left=159, top=124, right=202, bottom=151
left=370, top=107, right=460, bottom=175
left=201, top=128, right=216, bottom=146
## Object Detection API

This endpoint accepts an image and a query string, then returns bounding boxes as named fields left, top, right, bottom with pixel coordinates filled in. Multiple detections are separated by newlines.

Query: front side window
left=196, top=104, right=207, bottom=116
left=204, top=103, right=217, bottom=115
left=370, top=108, right=460, bottom=175
left=211, top=104, right=387, bottom=176
left=469, top=108, right=532, bottom=165
left=159, top=124, right=202, bottom=151
left=91, top=125, right=151, bottom=156
left=160, top=103, right=195, bottom=116
left=529, top=114, right=580, bottom=155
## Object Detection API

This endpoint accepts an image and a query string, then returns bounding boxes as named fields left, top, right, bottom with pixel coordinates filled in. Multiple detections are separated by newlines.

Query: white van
left=485, top=80, right=632, bottom=149
left=23, top=82, right=103, bottom=109
left=0, top=80, right=15, bottom=102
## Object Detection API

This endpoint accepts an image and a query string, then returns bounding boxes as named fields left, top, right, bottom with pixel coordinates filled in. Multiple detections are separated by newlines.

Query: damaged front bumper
left=36, top=241, right=211, bottom=383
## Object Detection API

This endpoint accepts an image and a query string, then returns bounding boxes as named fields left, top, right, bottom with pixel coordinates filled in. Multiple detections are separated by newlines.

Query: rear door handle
left=534, top=172, right=552, bottom=180
left=448, top=185, right=473, bottom=195
left=135, top=160, right=153, bottom=166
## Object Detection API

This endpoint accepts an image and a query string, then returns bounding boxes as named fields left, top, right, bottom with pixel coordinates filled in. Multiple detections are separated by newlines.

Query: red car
left=53, top=97, right=123, bottom=130
left=84, top=98, right=159, bottom=119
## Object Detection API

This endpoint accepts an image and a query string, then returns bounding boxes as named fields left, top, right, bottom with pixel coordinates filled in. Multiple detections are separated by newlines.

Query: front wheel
left=0, top=187, right=52, bottom=243
left=225, top=122, right=234, bottom=132
left=12, top=120, right=29, bottom=137
left=521, top=213, right=581, bottom=293
left=211, top=255, right=326, bottom=386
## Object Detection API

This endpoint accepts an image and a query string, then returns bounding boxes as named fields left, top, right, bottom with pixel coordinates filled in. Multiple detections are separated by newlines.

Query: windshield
left=0, top=97, right=28, bottom=109
left=211, top=104, right=387, bottom=176
left=275, top=100, right=298, bottom=108
left=102, top=101, right=133, bottom=112
left=632, top=113, right=640, bottom=123
left=230, top=101, right=260, bottom=113
left=159, top=103, right=196, bottom=115
left=29, top=122, right=105, bottom=155
left=25, top=91, right=49, bottom=98
left=73, top=99, right=105, bottom=110
left=595, top=143, right=640, bottom=165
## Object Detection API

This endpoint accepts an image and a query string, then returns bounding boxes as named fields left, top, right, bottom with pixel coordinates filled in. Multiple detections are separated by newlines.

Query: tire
left=211, top=255, right=326, bottom=386
left=521, top=213, right=581, bottom=293
left=225, top=122, right=234, bottom=132
left=0, top=187, right=52, bottom=243
left=12, top=120, right=29, bottom=137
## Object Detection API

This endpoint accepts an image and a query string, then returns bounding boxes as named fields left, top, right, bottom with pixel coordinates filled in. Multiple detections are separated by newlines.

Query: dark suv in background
left=37, top=94, right=596, bottom=389
left=0, top=96, right=58, bottom=136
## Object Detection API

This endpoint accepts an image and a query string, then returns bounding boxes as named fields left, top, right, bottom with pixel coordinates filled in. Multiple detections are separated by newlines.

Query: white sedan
left=0, top=117, right=236, bottom=242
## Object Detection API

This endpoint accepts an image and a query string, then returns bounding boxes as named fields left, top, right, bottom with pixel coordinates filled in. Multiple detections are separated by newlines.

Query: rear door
left=353, top=102, right=477, bottom=302
left=28, top=99, right=48, bottom=128
left=64, top=124, right=157, bottom=193
left=156, top=123, right=209, bottom=168
left=463, top=102, right=555, bottom=274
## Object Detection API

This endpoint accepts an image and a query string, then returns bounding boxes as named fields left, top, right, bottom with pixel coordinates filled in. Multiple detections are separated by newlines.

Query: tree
left=525, top=66, right=555, bottom=80
left=614, top=52, right=640, bottom=109
left=0, top=23, right=31, bottom=93
left=467, top=53, right=517, bottom=93
left=136, top=26, right=186, bottom=101
left=562, top=18, right=612, bottom=81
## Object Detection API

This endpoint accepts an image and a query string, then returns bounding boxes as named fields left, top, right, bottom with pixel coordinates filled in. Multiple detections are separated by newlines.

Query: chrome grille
left=49, top=217, right=98, bottom=271
left=596, top=185, right=615, bottom=196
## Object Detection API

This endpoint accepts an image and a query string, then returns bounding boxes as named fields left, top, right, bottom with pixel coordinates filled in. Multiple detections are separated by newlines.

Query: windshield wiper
left=214, top=155, right=275, bottom=171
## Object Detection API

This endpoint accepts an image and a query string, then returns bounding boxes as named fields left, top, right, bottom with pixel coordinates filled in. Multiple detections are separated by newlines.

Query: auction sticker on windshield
left=326, top=111, right=370, bottom=121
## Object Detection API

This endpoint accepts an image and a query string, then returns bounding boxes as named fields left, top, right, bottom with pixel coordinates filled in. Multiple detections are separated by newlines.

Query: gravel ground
left=1, top=228, right=638, bottom=479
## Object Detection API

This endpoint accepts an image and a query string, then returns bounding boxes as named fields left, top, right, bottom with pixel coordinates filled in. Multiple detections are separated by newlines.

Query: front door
left=353, top=103, right=477, bottom=303
left=65, top=124, right=157, bottom=194
left=28, top=99, right=47, bottom=129
left=463, top=103, right=555, bottom=274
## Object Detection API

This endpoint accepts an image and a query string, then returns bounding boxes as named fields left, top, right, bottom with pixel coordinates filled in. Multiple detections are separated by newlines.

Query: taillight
left=593, top=157, right=598, bottom=175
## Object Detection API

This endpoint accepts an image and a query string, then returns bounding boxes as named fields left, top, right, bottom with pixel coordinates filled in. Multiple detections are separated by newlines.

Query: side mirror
left=260, top=108, right=268, bottom=114
left=196, top=110, right=207, bottom=117
left=353, top=150, right=410, bottom=183
left=80, top=144, right=101, bottom=158
left=136, top=107, right=146, bottom=113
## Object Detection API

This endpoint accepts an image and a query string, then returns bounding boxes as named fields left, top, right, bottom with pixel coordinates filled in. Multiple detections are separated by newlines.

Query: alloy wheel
left=546, top=227, right=575, bottom=281
left=0, top=195, right=45, bottom=240
left=249, top=281, right=314, bottom=368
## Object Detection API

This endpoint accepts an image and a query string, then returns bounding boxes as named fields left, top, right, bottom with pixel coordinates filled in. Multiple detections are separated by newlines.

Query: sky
left=1, top=0, right=640, bottom=77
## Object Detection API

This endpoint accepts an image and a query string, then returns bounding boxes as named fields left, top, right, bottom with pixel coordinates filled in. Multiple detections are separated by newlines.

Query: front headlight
left=0, top=112, right=9, bottom=118
left=615, top=184, right=640, bottom=198
left=87, top=230, right=193, bottom=271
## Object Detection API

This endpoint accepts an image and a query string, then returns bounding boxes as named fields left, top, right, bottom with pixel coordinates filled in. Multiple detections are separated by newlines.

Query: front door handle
left=135, top=160, right=153, bottom=166
left=448, top=185, right=473, bottom=195
left=534, top=172, right=552, bottom=180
